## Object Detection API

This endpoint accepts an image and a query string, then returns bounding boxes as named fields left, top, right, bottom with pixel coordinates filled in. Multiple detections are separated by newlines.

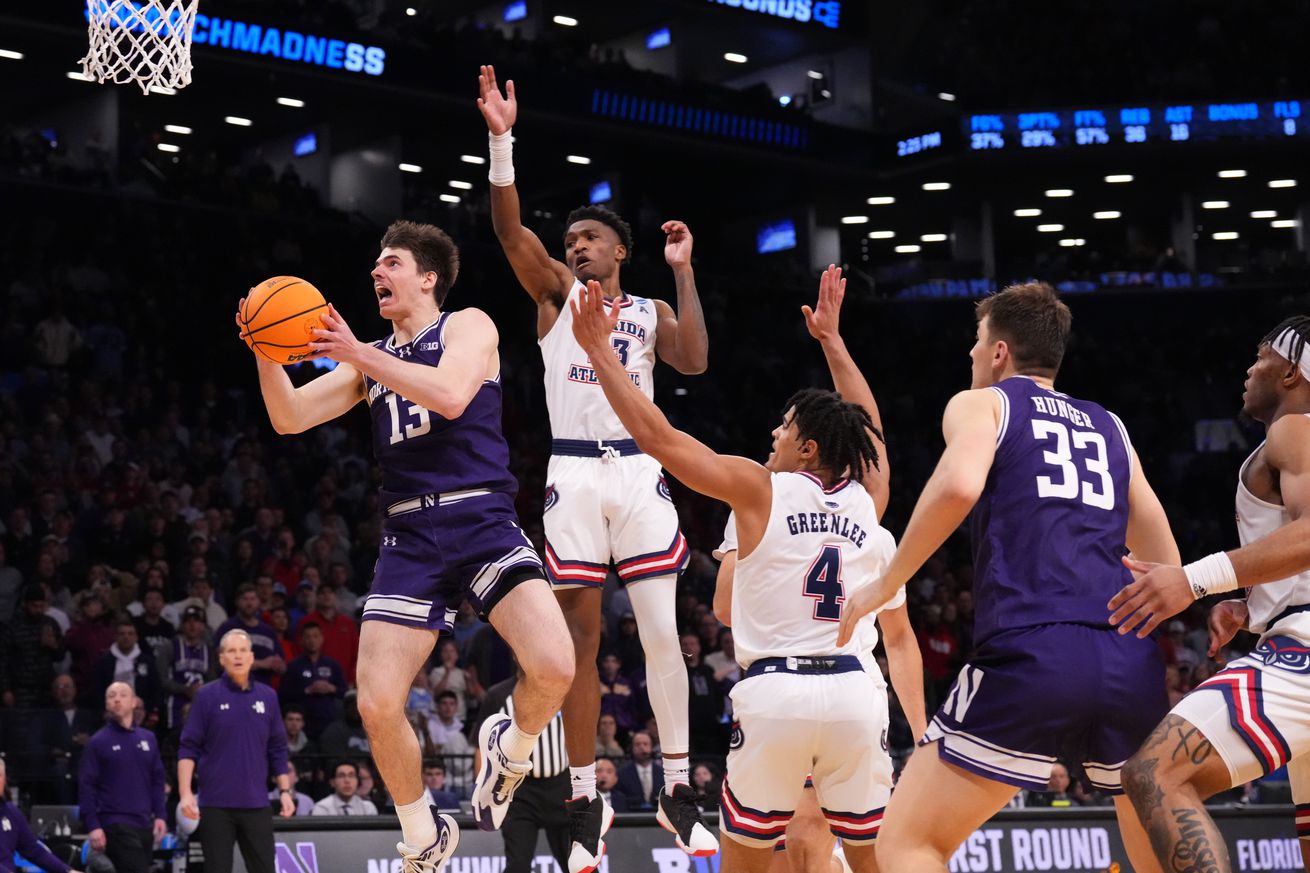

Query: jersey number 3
left=385, top=393, right=431, bottom=445
left=803, top=545, right=845, bottom=622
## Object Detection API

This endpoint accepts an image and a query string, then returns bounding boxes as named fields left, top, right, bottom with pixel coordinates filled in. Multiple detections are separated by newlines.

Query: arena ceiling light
left=157, top=143, right=180, bottom=153
left=1212, top=231, right=1239, bottom=240
left=922, top=182, right=951, bottom=191
left=867, top=196, right=895, bottom=205
left=0, top=49, right=24, bottom=60
left=841, top=215, right=868, bottom=225
left=894, top=244, right=921, bottom=253
left=1058, top=239, right=1086, bottom=247
left=1250, top=210, right=1278, bottom=219
left=448, top=180, right=473, bottom=190
left=461, top=155, right=486, bottom=164
left=1272, top=219, right=1300, bottom=228
left=224, top=116, right=253, bottom=127
left=938, top=92, right=956, bottom=102
left=1093, top=211, right=1121, bottom=219
left=405, top=6, right=417, bottom=15
left=1217, top=169, right=1247, bottom=178
left=1201, top=201, right=1230, bottom=209
left=724, top=52, right=748, bottom=63
left=552, top=15, right=578, bottom=26
left=778, top=96, right=792, bottom=106
left=277, top=97, right=306, bottom=108
left=439, top=194, right=460, bottom=203
left=398, top=163, right=423, bottom=173
left=1014, top=208, right=1042, bottom=217
left=567, top=155, right=591, bottom=165
left=806, top=70, right=824, bottom=79
left=921, top=233, right=948, bottom=242
left=1269, top=179, right=1297, bottom=188
left=1037, top=223, right=1064, bottom=232
left=867, top=231, right=895, bottom=239
left=1045, top=189, right=1074, bottom=198
left=164, top=124, right=192, bottom=135
left=1104, top=174, right=1134, bottom=183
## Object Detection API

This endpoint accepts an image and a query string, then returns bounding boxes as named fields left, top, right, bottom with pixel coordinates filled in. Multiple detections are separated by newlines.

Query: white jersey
left=1237, top=420, right=1310, bottom=637
left=727, top=471, right=900, bottom=668
left=539, top=280, right=658, bottom=440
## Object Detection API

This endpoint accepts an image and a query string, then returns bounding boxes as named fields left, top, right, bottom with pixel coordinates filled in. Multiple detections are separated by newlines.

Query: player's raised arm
left=802, top=265, right=890, bottom=517
left=571, top=281, right=771, bottom=538
left=652, top=221, right=708, bottom=375
left=308, top=304, right=495, bottom=420
left=477, top=65, right=573, bottom=313
left=1110, top=413, right=1310, bottom=637
left=235, top=296, right=365, bottom=434
left=837, top=388, right=1000, bottom=646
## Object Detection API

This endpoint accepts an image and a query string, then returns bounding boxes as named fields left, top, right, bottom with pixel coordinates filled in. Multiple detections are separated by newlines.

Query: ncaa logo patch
left=543, top=484, right=559, bottom=513
left=729, top=721, right=744, bottom=750
left=656, top=476, right=672, bottom=502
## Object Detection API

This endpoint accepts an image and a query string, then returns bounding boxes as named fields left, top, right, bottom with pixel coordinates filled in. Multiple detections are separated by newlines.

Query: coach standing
left=0, top=758, right=82, bottom=873
left=178, top=629, right=293, bottom=873
left=78, top=682, right=167, bottom=873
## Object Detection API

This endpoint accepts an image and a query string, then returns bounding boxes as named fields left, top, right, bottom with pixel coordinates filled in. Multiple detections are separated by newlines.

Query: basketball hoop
left=80, top=0, right=200, bottom=94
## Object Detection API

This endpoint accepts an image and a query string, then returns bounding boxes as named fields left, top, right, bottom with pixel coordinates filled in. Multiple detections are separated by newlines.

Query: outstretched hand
left=802, top=264, right=845, bottom=342
left=570, top=280, right=621, bottom=359
left=1107, top=555, right=1194, bottom=638
left=477, top=64, right=517, bottom=135
left=662, top=220, right=694, bottom=269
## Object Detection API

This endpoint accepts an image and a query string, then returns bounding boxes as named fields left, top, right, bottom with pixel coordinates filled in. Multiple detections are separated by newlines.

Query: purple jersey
left=363, top=313, right=517, bottom=499
left=970, top=376, right=1135, bottom=645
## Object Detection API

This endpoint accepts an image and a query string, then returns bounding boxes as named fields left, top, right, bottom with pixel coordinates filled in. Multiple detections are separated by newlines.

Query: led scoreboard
left=963, top=100, right=1306, bottom=151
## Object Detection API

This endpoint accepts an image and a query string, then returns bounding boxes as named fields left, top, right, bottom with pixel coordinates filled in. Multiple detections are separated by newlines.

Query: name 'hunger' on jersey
left=363, top=313, right=517, bottom=498
left=731, top=471, right=897, bottom=668
left=970, top=376, right=1135, bottom=645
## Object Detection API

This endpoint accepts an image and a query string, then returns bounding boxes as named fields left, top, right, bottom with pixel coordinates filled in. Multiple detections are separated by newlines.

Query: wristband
left=1183, top=551, right=1239, bottom=599
left=488, top=130, right=514, bottom=187
left=280, top=788, right=293, bottom=796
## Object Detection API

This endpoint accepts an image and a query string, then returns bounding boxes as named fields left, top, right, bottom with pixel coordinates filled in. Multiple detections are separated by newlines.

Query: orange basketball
left=239, top=276, right=328, bottom=365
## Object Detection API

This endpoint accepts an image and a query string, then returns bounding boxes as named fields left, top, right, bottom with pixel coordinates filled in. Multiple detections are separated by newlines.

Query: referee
left=474, top=668, right=569, bottom=873
left=178, top=630, right=293, bottom=873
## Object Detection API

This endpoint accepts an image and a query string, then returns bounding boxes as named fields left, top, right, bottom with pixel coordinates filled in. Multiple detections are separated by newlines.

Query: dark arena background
left=1, top=2, right=1309, bottom=872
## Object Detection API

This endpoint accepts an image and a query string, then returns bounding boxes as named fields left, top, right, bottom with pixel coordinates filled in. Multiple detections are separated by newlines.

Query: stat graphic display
left=963, top=100, right=1305, bottom=151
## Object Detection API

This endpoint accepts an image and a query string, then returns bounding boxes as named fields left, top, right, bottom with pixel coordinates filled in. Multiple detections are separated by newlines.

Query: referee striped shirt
left=500, top=693, right=568, bottom=779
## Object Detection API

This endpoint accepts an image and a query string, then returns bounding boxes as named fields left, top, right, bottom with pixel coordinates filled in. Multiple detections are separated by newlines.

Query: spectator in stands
left=281, top=706, right=319, bottom=773
left=0, top=543, right=22, bottom=624
left=312, top=761, right=377, bottom=816
left=690, top=762, right=720, bottom=813
left=157, top=606, right=217, bottom=734
left=915, top=603, right=960, bottom=705
left=295, top=583, right=357, bottom=686
left=267, top=605, right=300, bottom=662
left=1, top=586, right=66, bottom=713
left=0, top=758, right=83, bottom=873
left=424, top=691, right=472, bottom=782
left=268, top=760, right=314, bottom=817
left=178, top=628, right=293, bottom=873
left=681, top=632, right=726, bottom=754
left=172, top=575, right=226, bottom=632
left=91, top=618, right=161, bottom=725
left=406, top=669, right=435, bottom=721
left=64, top=590, right=115, bottom=700
left=1027, top=762, right=1082, bottom=807
left=595, top=712, right=624, bottom=758
left=319, top=690, right=370, bottom=759
left=133, top=588, right=176, bottom=656
left=421, top=761, right=461, bottom=810
left=427, top=637, right=479, bottom=720
left=598, top=651, right=639, bottom=733
left=215, top=584, right=284, bottom=686
left=594, top=757, right=628, bottom=812
left=613, top=611, right=644, bottom=673
left=703, top=628, right=740, bottom=686
left=30, top=674, right=98, bottom=803
left=279, top=621, right=345, bottom=739
left=79, top=682, right=167, bottom=873
left=616, top=730, right=663, bottom=811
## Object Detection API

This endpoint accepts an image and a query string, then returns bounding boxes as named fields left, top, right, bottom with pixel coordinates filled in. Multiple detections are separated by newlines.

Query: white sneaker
left=397, top=812, right=459, bottom=873
left=471, top=714, right=532, bottom=831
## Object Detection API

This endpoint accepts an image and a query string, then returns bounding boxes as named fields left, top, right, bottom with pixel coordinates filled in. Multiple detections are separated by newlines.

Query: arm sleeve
left=266, top=692, right=289, bottom=777
left=77, top=739, right=103, bottom=831
left=13, top=811, right=72, bottom=873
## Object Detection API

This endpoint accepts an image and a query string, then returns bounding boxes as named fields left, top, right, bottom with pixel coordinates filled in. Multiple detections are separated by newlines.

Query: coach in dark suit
left=615, top=730, right=663, bottom=811
left=594, top=758, right=629, bottom=813
left=80, top=682, right=167, bottom=873
left=178, top=629, right=293, bottom=873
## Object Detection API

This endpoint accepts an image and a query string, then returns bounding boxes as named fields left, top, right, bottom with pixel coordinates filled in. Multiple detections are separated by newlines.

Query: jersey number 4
left=803, top=545, right=845, bottom=622
left=1031, top=420, right=1114, bottom=510
left=385, top=393, right=431, bottom=445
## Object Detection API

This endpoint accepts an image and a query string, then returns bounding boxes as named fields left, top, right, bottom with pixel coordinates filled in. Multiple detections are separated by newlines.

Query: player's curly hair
left=783, top=388, right=883, bottom=485
left=975, top=281, right=1072, bottom=377
left=1263, top=315, right=1310, bottom=363
left=380, top=220, right=461, bottom=305
left=565, top=205, right=634, bottom=260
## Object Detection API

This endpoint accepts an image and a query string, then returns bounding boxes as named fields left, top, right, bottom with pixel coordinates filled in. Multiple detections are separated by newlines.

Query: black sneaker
left=566, top=793, right=614, bottom=873
left=656, top=784, right=719, bottom=857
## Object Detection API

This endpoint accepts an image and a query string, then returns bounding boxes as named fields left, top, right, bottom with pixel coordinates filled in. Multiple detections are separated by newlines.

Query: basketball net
left=80, top=0, right=200, bottom=94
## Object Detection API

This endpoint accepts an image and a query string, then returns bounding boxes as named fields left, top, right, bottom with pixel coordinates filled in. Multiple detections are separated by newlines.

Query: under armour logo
left=254, top=701, right=266, bottom=714
left=383, top=536, right=398, bottom=546
left=140, top=740, right=151, bottom=751
left=220, top=703, right=230, bottom=710
left=397, top=346, right=412, bottom=358
left=2, top=818, right=11, bottom=832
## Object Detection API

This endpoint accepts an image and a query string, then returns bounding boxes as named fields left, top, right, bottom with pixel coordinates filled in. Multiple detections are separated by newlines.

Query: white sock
left=395, top=795, right=437, bottom=851
left=570, top=763, right=597, bottom=800
left=502, top=718, right=539, bottom=764
left=663, top=758, right=690, bottom=791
